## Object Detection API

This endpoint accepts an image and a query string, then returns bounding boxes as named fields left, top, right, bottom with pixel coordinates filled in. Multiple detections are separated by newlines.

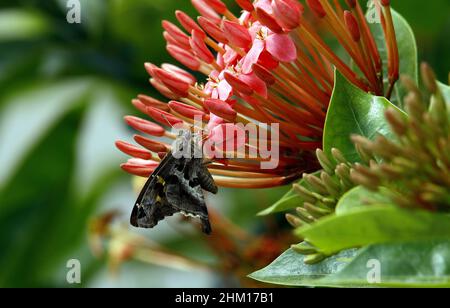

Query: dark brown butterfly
left=130, top=130, right=218, bottom=234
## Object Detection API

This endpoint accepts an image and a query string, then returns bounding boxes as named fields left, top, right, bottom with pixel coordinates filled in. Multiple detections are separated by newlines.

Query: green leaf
left=323, top=71, right=401, bottom=163
left=320, top=241, right=450, bottom=287
left=251, top=242, right=450, bottom=288
left=72, top=82, right=131, bottom=201
left=0, top=9, right=50, bottom=41
left=56, top=0, right=108, bottom=37
left=438, top=82, right=450, bottom=115
left=369, top=9, right=418, bottom=107
left=257, top=194, right=301, bottom=216
left=0, top=79, right=133, bottom=287
left=296, top=206, right=450, bottom=255
left=248, top=248, right=358, bottom=287
left=335, top=186, right=392, bottom=215
left=0, top=107, right=85, bottom=287
left=0, top=79, right=93, bottom=190
left=257, top=171, right=321, bottom=216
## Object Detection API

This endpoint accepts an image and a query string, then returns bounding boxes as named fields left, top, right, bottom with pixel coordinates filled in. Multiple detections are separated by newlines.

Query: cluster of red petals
left=117, top=0, right=399, bottom=189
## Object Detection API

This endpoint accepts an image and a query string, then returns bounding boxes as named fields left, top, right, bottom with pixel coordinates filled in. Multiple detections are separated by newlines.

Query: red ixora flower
left=116, top=0, right=399, bottom=189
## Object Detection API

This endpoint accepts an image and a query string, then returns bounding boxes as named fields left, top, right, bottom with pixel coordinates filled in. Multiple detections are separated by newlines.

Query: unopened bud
left=320, top=172, right=341, bottom=198
left=291, top=241, right=318, bottom=255
left=385, top=107, right=408, bottom=136
left=303, top=173, right=328, bottom=195
left=304, top=253, right=327, bottom=265
left=285, top=213, right=304, bottom=228
left=296, top=207, right=316, bottom=223
left=316, top=149, right=335, bottom=174
left=304, top=202, right=332, bottom=218
left=293, top=184, right=317, bottom=203
left=421, top=63, right=438, bottom=94
left=331, top=148, right=349, bottom=165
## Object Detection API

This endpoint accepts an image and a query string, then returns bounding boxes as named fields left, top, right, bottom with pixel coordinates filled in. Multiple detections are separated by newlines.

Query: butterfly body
left=130, top=130, right=217, bottom=234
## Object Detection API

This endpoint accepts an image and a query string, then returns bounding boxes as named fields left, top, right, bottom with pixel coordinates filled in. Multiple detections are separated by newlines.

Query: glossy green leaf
left=335, top=186, right=392, bottom=215
left=320, top=241, right=450, bottom=287
left=296, top=206, right=450, bottom=255
left=248, top=248, right=358, bottom=287
left=323, top=71, right=401, bottom=163
left=250, top=241, right=450, bottom=288
left=369, top=9, right=418, bottom=107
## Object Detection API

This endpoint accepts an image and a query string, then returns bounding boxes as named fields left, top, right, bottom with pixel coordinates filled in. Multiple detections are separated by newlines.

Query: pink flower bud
left=252, top=63, right=276, bottom=86
left=272, top=0, right=302, bottom=30
left=144, top=62, right=158, bottom=78
left=137, top=95, right=171, bottom=111
left=190, top=29, right=215, bottom=64
left=224, top=72, right=254, bottom=96
left=306, top=0, right=326, bottom=18
left=145, top=106, right=183, bottom=127
left=235, top=0, right=254, bottom=12
left=131, top=99, right=150, bottom=115
left=344, top=10, right=360, bottom=42
left=204, top=0, right=227, bottom=14
left=152, top=68, right=190, bottom=97
left=124, top=116, right=166, bottom=137
left=191, top=0, right=221, bottom=23
left=223, top=21, right=252, bottom=49
left=176, top=10, right=206, bottom=37
left=204, top=98, right=237, bottom=122
left=161, top=64, right=197, bottom=85
left=133, top=135, right=169, bottom=153
left=168, top=101, right=208, bottom=119
left=166, top=45, right=201, bottom=71
left=150, top=78, right=180, bottom=100
left=115, top=141, right=153, bottom=160
left=256, top=8, right=284, bottom=33
left=121, top=158, right=159, bottom=177
left=345, top=0, right=356, bottom=9
left=163, top=31, right=185, bottom=49
left=162, top=20, right=191, bottom=49
left=198, top=16, right=229, bottom=44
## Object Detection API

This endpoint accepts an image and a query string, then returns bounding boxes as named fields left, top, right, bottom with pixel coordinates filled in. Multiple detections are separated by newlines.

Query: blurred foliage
left=0, top=0, right=448, bottom=287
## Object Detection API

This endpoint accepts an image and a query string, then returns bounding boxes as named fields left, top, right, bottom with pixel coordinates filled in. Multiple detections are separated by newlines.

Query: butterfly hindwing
left=130, top=152, right=181, bottom=228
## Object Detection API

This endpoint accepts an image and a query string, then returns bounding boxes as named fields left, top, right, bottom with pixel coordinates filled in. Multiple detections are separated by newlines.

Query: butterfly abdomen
left=197, top=166, right=218, bottom=194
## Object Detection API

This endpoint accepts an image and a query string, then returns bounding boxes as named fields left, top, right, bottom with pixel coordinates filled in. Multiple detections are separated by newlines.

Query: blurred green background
left=0, top=0, right=448, bottom=287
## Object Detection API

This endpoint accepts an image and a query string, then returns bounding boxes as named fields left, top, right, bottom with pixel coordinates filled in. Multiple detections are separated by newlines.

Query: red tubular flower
left=117, top=0, right=399, bottom=189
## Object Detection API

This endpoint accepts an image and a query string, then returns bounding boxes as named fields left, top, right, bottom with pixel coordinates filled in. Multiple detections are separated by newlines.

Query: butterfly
left=130, top=129, right=218, bottom=234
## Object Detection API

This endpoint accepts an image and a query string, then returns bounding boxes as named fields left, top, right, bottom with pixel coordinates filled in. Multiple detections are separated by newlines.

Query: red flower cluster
left=116, top=0, right=399, bottom=188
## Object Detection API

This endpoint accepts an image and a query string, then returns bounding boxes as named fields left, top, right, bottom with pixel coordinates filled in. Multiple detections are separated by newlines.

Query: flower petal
left=258, top=50, right=279, bottom=70
left=209, top=123, right=247, bottom=153
left=207, top=113, right=225, bottom=132
left=239, top=72, right=268, bottom=98
left=217, top=79, right=233, bottom=101
left=265, top=33, right=297, bottom=62
left=242, top=39, right=265, bottom=74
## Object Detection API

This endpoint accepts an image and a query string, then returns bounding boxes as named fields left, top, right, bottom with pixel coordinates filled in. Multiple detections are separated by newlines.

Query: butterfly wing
left=164, top=161, right=212, bottom=234
left=130, top=151, right=181, bottom=228
left=130, top=131, right=216, bottom=234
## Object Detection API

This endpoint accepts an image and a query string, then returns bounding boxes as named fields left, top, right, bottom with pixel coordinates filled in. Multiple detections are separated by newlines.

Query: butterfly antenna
left=160, top=113, right=175, bottom=129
